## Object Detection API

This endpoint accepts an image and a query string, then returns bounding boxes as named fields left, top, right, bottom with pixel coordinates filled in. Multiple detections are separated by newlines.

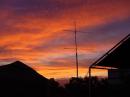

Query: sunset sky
left=0, top=0, right=130, bottom=79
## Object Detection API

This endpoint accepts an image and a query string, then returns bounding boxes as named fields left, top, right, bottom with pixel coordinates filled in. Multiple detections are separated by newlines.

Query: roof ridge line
left=90, top=33, right=130, bottom=68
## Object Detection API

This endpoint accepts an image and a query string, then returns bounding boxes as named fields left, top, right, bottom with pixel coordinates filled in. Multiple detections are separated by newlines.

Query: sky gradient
left=0, top=0, right=130, bottom=78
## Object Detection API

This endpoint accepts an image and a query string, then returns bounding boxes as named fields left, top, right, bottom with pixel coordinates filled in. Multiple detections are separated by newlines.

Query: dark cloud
left=0, top=0, right=87, bottom=17
left=78, top=17, right=130, bottom=46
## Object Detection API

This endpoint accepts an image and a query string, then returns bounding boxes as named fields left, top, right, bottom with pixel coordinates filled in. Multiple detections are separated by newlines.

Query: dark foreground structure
left=0, top=61, right=50, bottom=97
left=0, top=61, right=69, bottom=97
left=89, top=33, right=130, bottom=97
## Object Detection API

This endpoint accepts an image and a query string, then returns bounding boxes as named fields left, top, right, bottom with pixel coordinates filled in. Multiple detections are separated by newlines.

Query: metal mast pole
left=74, top=22, right=79, bottom=78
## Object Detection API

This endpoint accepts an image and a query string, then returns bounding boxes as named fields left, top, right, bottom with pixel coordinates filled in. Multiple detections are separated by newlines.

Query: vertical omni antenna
left=74, top=22, right=79, bottom=78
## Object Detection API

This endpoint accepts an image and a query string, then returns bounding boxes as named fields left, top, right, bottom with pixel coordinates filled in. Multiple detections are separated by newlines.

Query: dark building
left=0, top=61, right=49, bottom=97
left=89, top=33, right=130, bottom=84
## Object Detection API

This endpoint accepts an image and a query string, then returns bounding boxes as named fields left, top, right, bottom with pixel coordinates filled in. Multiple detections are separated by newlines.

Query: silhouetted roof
left=0, top=61, right=47, bottom=81
left=91, top=34, right=130, bottom=69
left=0, top=61, right=49, bottom=97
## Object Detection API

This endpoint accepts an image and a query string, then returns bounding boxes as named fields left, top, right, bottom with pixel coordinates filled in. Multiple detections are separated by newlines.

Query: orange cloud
left=0, top=0, right=130, bottom=78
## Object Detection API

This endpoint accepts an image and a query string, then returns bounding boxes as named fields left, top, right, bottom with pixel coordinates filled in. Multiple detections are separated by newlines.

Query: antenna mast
left=64, top=22, right=79, bottom=78
left=74, top=22, right=79, bottom=78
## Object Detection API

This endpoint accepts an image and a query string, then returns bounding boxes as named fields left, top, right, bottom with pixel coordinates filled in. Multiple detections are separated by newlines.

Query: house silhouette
left=89, top=33, right=130, bottom=84
left=0, top=61, right=49, bottom=97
